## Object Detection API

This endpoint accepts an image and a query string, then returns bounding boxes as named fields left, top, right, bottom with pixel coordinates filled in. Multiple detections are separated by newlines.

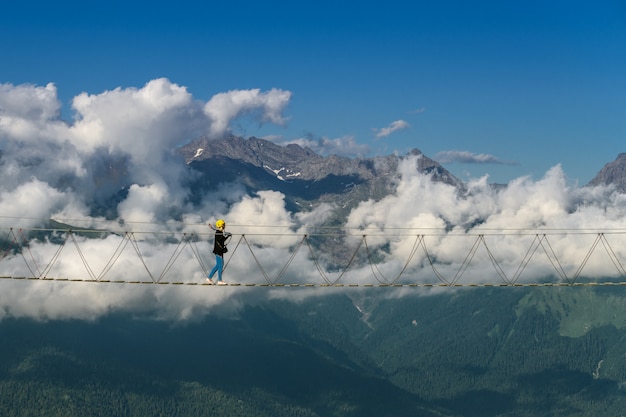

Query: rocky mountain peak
left=587, top=153, right=626, bottom=192
left=179, top=135, right=462, bottom=187
left=177, top=135, right=465, bottom=231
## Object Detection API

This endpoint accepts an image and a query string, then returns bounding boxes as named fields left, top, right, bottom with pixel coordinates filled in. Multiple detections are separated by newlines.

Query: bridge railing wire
left=0, top=223, right=626, bottom=287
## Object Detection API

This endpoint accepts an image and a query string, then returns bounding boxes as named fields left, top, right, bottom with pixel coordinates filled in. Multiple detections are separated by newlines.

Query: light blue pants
left=209, top=255, right=223, bottom=282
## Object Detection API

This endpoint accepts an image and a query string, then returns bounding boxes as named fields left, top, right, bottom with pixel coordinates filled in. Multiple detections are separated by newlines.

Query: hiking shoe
left=206, top=278, right=214, bottom=285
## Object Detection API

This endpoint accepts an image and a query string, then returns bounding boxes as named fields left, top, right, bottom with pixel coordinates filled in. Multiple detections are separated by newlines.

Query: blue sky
left=1, top=0, right=625, bottom=184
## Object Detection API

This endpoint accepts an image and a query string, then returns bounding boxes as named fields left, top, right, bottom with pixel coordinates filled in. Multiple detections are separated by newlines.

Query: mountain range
left=179, top=136, right=626, bottom=212
left=80, top=135, right=626, bottom=222
left=178, top=135, right=464, bottom=215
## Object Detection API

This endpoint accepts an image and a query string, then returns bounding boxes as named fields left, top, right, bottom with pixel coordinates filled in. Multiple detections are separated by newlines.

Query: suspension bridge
left=2, top=223, right=626, bottom=288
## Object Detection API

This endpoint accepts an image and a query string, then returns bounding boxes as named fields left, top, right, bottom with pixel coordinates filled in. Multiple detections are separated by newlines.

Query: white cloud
left=226, top=190, right=300, bottom=248
left=345, top=159, right=626, bottom=285
left=0, top=180, right=68, bottom=225
left=204, top=88, right=292, bottom=138
left=0, top=82, right=61, bottom=122
left=284, top=135, right=370, bottom=157
left=117, top=183, right=169, bottom=226
left=0, top=80, right=293, bottom=229
left=373, top=119, right=409, bottom=139
left=435, top=150, right=518, bottom=165
left=69, top=78, right=205, bottom=161
left=0, top=82, right=68, bottom=144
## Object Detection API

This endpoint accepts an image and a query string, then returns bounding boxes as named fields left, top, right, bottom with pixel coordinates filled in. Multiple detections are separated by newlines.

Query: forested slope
left=1, top=286, right=626, bottom=416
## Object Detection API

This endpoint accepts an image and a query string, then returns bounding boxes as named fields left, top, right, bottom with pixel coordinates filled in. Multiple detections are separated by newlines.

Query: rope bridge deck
left=2, top=275, right=626, bottom=287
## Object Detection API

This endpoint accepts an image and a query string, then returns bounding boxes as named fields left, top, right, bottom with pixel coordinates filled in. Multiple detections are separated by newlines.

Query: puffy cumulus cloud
left=347, top=156, right=471, bottom=235
left=226, top=190, right=300, bottom=248
left=0, top=82, right=61, bottom=122
left=346, top=161, right=626, bottom=286
left=0, top=80, right=196, bottom=228
left=0, top=179, right=68, bottom=227
left=0, top=80, right=294, bottom=229
left=295, top=202, right=335, bottom=229
left=373, top=119, right=409, bottom=139
left=477, top=166, right=571, bottom=229
left=435, top=150, right=518, bottom=165
left=0, top=140, right=88, bottom=195
left=69, top=78, right=205, bottom=161
left=117, top=183, right=170, bottom=227
left=204, top=88, right=291, bottom=138
left=1, top=80, right=293, bottom=165
left=0, top=280, right=153, bottom=322
left=0, top=82, right=68, bottom=144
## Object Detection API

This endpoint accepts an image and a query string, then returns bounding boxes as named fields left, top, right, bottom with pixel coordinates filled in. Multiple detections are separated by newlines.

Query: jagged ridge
left=587, top=153, right=626, bottom=192
left=178, top=136, right=470, bottom=232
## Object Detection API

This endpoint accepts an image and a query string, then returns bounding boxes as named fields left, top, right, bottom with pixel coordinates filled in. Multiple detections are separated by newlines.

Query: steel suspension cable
left=2, top=225, right=626, bottom=286
left=95, top=232, right=133, bottom=281
left=572, top=234, right=603, bottom=283
left=363, top=235, right=422, bottom=284
left=510, top=235, right=543, bottom=284
left=189, top=236, right=209, bottom=276
left=0, top=230, right=16, bottom=262
left=37, top=230, right=69, bottom=279
left=242, top=235, right=272, bottom=284
left=450, top=235, right=482, bottom=285
left=304, top=236, right=331, bottom=284
left=14, top=229, right=45, bottom=278
left=157, top=234, right=192, bottom=282
left=390, top=234, right=422, bottom=284
left=363, top=237, right=390, bottom=284
left=127, top=232, right=156, bottom=283
left=273, top=235, right=307, bottom=284
left=69, top=231, right=98, bottom=281
left=480, top=235, right=511, bottom=284
left=538, top=235, right=570, bottom=283
left=223, top=234, right=243, bottom=273
left=418, top=235, right=451, bottom=285
left=330, top=236, right=365, bottom=285
left=599, top=234, right=626, bottom=277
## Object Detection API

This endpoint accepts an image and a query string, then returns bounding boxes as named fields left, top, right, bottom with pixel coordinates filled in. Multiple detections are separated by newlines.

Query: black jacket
left=212, top=230, right=230, bottom=256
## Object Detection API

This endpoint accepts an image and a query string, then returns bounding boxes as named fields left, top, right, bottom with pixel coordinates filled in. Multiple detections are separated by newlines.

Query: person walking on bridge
left=206, top=219, right=231, bottom=285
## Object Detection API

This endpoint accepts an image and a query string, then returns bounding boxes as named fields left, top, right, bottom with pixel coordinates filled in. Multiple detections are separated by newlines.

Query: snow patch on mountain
left=263, top=164, right=302, bottom=181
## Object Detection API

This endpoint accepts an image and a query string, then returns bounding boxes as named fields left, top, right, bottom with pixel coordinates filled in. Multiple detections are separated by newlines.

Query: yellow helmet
left=215, top=219, right=225, bottom=229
